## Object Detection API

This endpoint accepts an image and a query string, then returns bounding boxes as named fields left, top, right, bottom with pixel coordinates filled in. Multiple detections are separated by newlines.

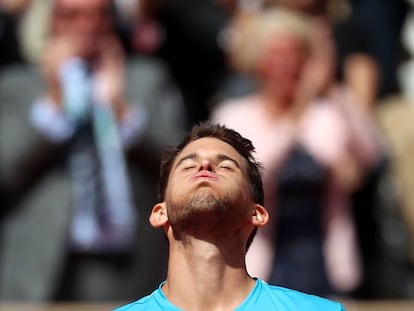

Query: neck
left=258, top=89, right=297, bottom=120
left=163, top=236, right=255, bottom=311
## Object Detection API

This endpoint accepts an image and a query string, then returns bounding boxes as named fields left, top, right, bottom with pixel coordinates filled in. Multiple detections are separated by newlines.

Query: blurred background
left=1, top=0, right=414, bottom=309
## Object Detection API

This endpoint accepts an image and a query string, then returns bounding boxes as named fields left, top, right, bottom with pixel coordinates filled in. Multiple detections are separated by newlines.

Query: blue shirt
left=113, top=279, right=345, bottom=310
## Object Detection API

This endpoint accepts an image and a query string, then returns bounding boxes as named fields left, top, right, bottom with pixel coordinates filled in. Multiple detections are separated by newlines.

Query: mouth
left=192, top=170, right=218, bottom=181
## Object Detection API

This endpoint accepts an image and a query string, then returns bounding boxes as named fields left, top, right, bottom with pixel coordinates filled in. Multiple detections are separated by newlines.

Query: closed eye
left=176, top=156, right=198, bottom=171
left=220, top=166, right=233, bottom=171
left=183, top=165, right=196, bottom=171
left=218, top=161, right=236, bottom=171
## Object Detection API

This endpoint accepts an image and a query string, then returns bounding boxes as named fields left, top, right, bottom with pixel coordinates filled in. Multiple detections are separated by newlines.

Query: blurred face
left=257, top=33, right=307, bottom=98
left=164, top=137, right=254, bottom=234
left=52, top=0, right=112, bottom=56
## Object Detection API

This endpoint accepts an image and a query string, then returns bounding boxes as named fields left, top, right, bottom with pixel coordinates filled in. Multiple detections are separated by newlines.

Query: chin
left=170, top=191, right=224, bottom=221
left=188, top=190, right=220, bottom=210
left=77, top=38, right=101, bottom=59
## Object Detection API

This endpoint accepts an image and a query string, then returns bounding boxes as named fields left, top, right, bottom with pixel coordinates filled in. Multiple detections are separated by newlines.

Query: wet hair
left=158, top=122, right=264, bottom=249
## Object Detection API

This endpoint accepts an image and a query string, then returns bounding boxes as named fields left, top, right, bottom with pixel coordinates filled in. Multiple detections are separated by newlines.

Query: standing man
left=114, top=122, right=345, bottom=310
left=0, top=0, right=184, bottom=301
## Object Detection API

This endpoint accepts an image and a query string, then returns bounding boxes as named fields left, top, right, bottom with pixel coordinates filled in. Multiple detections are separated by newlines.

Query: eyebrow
left=175, top=152, right=241, bottom=169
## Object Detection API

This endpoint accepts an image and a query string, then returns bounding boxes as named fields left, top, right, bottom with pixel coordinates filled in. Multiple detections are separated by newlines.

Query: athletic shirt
left=113, top=278, right=345, bottom=310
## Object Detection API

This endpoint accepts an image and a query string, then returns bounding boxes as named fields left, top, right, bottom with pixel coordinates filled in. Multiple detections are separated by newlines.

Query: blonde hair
left=227, top=7, right=311, bottom=74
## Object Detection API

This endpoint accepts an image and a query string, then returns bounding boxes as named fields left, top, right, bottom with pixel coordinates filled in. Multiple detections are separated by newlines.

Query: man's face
left=52, top=0, right=112, bottom=56
left=164, top=137, right=254, bottom=234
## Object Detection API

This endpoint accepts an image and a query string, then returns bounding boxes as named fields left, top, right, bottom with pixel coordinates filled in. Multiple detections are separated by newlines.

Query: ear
left=251, top=204, right=269, bottom=227
left=149, top=202, right=169, bottom=228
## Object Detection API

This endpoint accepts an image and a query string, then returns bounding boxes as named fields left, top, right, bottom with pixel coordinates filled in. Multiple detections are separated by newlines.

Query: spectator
left=211, top=7, right=384, bottom=296
left=0, top=0, right=184, bottom=302
left=273, top=0, right=408, bottom=297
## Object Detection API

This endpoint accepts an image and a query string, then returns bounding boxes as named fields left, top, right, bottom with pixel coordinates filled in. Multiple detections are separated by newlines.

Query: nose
left=199, top=158, right=214, bottom=172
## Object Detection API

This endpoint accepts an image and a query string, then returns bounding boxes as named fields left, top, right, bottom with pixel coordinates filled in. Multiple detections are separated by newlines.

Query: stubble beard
left=168, top=189, right=235, bottom=239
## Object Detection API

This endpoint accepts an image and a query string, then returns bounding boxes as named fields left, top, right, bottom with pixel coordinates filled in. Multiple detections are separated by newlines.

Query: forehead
left=175, top=137, right=245, bottom=164
left=266, top=32, right=306, bottom=50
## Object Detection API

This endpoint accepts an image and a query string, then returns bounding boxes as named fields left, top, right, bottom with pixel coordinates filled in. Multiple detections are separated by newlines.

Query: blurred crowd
left=1, top=0, right=414, bottom=303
